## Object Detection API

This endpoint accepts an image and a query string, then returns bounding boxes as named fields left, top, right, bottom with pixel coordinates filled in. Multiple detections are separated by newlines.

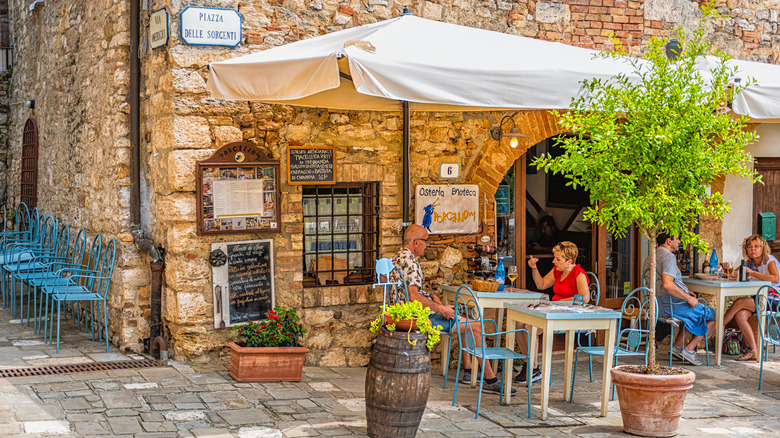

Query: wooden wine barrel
left=365, top=326, right=431, bottom=438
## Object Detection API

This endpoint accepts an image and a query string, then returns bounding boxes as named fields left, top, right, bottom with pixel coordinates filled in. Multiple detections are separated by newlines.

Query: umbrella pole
left=403, top=101, right=410, bottom=227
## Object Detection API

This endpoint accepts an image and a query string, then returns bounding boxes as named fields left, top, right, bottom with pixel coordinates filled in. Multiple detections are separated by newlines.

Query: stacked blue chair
left=0, top=203, right=33, bottom=307
left=40, top=233, right=102, bottom=346
left=570, top=287, right=657, bottom=402
left=451, top=284, right=532, bottom=419
left=756, top=286, right=780, bottom=390
left=1, top=213, right=58, bottom=317
left=0, top=204, right=37, bottom=309
left=43, top=238, right=116, bottom=353
left=5, top=223, right=71, bottom=329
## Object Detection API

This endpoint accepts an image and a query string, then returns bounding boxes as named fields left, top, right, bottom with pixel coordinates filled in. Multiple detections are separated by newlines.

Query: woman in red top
left=514, top=241, right=590, bottom=384
left=530, top=241, right=590, bottom=302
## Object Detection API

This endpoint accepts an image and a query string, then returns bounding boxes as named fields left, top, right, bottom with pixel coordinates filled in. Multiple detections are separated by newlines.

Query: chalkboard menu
left=212, top=239, right=275, bottom=328
left=288, top=146, right=335, bottom=185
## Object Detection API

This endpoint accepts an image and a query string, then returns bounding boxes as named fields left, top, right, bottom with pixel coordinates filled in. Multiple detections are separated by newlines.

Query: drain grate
left=0, top=359, right=163, bottom=378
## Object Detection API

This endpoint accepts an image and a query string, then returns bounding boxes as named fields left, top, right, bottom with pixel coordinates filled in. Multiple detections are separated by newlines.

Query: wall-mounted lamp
left=25, top=100, right=35, bottom=109
left=491, top=115, right=525, bottom=148
left=665, top=39, right=682, bottom=61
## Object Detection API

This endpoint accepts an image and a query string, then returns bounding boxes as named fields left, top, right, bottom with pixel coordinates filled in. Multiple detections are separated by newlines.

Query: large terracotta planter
left=228, top=342, right=309, bottom=382
left=611, top=365, right=696, bottom=437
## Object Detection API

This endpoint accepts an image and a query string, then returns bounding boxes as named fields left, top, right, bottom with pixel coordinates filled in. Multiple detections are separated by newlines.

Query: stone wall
left=0, top=70, right=9, bottom=210
left=7, top=0, right=147, bottom=352
left=6, top=0, right=779, bottom=365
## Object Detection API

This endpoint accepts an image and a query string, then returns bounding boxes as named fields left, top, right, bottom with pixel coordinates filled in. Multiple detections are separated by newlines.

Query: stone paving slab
left=4, top=307, right=780, bottom=436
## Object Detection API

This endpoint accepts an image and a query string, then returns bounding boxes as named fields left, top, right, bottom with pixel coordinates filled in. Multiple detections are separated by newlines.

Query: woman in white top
left=722, top=235, right=780, bottom=361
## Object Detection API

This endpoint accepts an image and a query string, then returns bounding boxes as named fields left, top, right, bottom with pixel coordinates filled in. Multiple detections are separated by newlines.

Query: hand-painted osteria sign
left=415, top=185, right=479, bottom=234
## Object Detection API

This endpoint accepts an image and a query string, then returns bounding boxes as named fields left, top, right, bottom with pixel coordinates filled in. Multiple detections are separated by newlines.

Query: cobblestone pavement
left=2, top=309, right=780, bottom=437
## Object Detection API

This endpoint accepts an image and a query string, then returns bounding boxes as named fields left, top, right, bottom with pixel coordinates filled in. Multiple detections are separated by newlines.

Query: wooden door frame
left=753, top=157, right=780, bottom=255
left=515, top=156, right=527, bottom=288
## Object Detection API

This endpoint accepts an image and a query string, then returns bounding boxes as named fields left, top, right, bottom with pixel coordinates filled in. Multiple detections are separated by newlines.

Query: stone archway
left=466, top=110, right=566, bottom=198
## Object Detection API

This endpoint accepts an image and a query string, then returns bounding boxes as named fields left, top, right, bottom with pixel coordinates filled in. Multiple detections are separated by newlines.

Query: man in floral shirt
left=390, top=224, right=513, bottom=395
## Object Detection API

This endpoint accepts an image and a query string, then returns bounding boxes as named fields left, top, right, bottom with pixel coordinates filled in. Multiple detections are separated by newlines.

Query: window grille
left=20, top=118, right=38, bottom=209
left=0, top=47, right=13, bottom=72
left=302, top=182, right=379, bottom=287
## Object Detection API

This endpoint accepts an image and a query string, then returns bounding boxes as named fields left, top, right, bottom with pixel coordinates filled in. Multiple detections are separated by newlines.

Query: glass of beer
left=507, top=265, right=518, bottom=289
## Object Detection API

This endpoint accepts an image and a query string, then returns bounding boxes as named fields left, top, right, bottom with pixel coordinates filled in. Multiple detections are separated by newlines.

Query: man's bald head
left=404, top=224, right=428, bottom=246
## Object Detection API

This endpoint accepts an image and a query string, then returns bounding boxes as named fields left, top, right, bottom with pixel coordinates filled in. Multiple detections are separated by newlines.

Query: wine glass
left=507, top=265, right=518, bottom=290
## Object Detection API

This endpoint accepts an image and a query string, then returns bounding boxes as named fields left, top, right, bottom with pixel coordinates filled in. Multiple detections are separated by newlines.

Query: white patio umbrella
left=722, top=58, right=780, bottom=122
left=207, top=14, right=780, bottom=220
left=208, top=14, right=642, bottom=112
left=208, top=13, right=645, bottom=220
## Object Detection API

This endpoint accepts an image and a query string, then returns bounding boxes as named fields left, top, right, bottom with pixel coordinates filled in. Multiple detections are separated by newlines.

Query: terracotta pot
left=228, top=342, right=309, bottom=382
left=385, top=316, right=418, bottom=332
left=611, top=365, right=696, bottom=437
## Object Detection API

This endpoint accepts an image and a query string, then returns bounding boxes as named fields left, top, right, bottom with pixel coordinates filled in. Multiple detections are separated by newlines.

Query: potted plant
left=535, top=3, right=758, bottom=436
left=369, top=300, right=442, bottom=350
left=365, top=300, right=442, bottom=437
left=229, top=305, right=309, bottom=382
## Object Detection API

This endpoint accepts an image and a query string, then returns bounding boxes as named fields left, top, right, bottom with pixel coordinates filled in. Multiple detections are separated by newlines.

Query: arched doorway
left=21, top=118, right=39, bottom=209
left=467, top=111, right=640, bottom=303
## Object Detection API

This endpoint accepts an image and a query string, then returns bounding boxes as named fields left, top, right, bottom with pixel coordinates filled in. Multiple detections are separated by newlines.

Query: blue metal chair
left=570, top=287, right=656, bottom=402
left=23, top=228, right=88, bottom=329
left=451, top=285, right=532, bottom=419
left=756, top=286, right=780, bottom=390
left=40, top=233, right=102, bottom=345
left=2, top=214, right=59, bottom=317
left=0, top=202, right=32, bottom=242
left=7, top=223, right=71, bottom=329
left=374, top=258, right=409, bottom=314
left=44, top=238, right=116, bottom=353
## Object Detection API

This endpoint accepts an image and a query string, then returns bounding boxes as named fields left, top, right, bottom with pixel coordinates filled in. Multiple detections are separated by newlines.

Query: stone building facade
left=5, top=0, right=779, bottom=365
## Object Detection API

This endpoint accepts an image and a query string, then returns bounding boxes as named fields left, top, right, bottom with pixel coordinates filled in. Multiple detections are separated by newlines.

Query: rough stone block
left=214, top=125, right=243, bottom=146
left=172, top=69, right=207, bottom=94
left=168, top=222, right=207, bottom=255
left=439, top=246, right=463, bottom=269
left=156, top=193, right=197, bottom=222
left=165, top=256, right=210, bottom=291
left=174, top=116, right=211, bottom=149
left=168, top=149, right=215, bottom=192
left=121, top=267, right=151, bottom=287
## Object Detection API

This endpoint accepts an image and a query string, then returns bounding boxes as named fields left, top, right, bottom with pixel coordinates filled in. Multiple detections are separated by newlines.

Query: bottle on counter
left=495, top=257, right=506, bottom=292
left=709, top=250, right=719, bottom=275
left=738, top=260, right=747, bottom=282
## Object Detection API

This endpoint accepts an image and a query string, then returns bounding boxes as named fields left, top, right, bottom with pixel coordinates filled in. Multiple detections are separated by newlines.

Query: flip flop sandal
left=736, top=350, right=757, bottom=361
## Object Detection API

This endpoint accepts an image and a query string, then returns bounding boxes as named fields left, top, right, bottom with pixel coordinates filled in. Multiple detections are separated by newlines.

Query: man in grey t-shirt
left=642, top=233, right=715, bottom=366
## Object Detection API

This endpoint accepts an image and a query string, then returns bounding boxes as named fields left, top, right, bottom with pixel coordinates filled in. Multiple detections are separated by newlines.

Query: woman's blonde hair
left=742, top=234, right=771, bottom=261
left=553, top=241, right=579, bottom=263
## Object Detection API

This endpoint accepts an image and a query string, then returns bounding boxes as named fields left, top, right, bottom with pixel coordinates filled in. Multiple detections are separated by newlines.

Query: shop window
left=302, top=183, right=379, bottom=287
left=20, top=118, right=39, bottom=209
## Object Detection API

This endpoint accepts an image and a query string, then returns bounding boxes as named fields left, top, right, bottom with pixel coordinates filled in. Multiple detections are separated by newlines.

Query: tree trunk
left=645, top=230, right=657, bottom=368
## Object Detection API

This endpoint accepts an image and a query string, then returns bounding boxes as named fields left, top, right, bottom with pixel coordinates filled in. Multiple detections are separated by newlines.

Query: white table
left=682, top=277, right=769, bottom=366
left=505, top=302, right=620, bottom=420
left=440, top=285, right=541, bottom=380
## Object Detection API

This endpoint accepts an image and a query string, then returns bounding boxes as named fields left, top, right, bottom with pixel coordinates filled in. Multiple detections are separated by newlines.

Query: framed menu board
left=197, top=142, right=280, bottom=235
